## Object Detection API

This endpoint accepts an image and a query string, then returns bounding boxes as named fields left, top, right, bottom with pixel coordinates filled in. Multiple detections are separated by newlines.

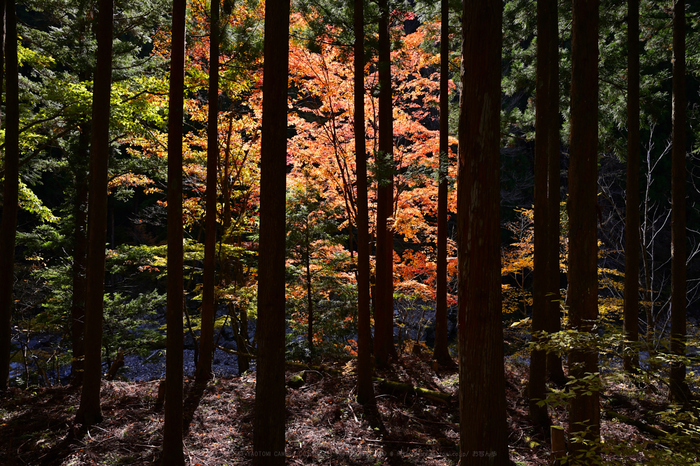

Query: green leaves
left=18, top=180, right=59, bottom=223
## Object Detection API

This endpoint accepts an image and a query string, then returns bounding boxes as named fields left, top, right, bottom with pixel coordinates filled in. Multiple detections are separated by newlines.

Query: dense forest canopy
left=2, top=0, right=700, bottom=464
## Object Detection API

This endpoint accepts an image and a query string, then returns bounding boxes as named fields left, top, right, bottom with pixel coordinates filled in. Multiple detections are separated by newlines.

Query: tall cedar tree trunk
left=70, top=124, right=91, bottom=386
left=374, top=0, right=396, bottom=368
left=252, top=0, right=289, bottom=462
left=161, top=0, right=186, bottom=462
left=75, top=0, right=113, bottom=427
left=0, top=0, right=18, bottom=392
left=457, top=0, right=510, bottom=462
left=544, top=5, right=566, bottom=388
left=623, top=0, right=640, bottom=372
left=0, top=0, right=3, bottom=131
left=669, top=0, right=690, bottom=403
left=432, top=0, right=451, bottom=366
left=568, top=0, right=600, bottom=459
left=196, top=0, right=219, bottom=382
left=355, top=0, right=374, bottom=406
left=530, top=0, right=559, bottom=428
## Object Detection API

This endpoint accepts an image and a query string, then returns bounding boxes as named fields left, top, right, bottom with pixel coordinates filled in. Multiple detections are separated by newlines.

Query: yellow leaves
left=395, top=279, right=432, bottom=302
left=502, top=283, right=532, bottom=316
left=108, top=173, right=153, bottom=192
left=392, top=206, right=427, bottom=242
left=510, top=317, right=531, bottom=328
left=183, top=197, right=204, bottom=230
left=502, top=208, right=535, bottom=277
left=144, top=187, right=163, bottom=196
left=599, top=296, right=623, bottom=317
left=18, top=43, right=55, bottom=68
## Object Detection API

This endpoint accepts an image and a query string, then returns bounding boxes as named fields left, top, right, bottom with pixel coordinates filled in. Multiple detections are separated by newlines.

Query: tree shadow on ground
left=182, top=378, right=209, bottom=436
left=0, top=386, right=77, bottom=466
left=362, top=399, right=432, bottom=466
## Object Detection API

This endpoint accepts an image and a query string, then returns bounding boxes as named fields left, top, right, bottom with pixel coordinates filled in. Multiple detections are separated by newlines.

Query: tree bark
left=544, top=5, right=566, bottom=388
left=374, top=0, right=396, bottom=368
left=354, top=0, right=374, bottom=406
left=252, top=0, right=290, bottom=462
left=530, top=0, right=559, bottom=429
left=0, top=0, right=18, bottom=392
left=0, top=0, right=3, bottom=129
left=669, top=0, right=689, bottom=403
left=568, top=0, right=600, bottom=460
left=161, top=0, right=186, bottom=462
left=305, top=217, right=314, bottom=356
left=70, top=124, right=90, bottom=387
left=196, top=0, right=220, bottom=383
left=457, top=0, right=510, bottom=463
left=432, top=0, right=451, bottom=367
left=75, top=0, right=113, bottom=427
left=623, top=0, right=640, bottom=372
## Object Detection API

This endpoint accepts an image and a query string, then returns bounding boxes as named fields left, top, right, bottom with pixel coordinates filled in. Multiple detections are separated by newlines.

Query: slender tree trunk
left=221, top=115, right=251, bottom=374
left=623, top=0, right=640, bottom=372
left=196, top=0, right=220, bottom=383
left=305, top=219, right=314, bottom=357
left=161, top=0, right=186, bottom=462
left=76, top=0, right=113, bottom=427
left=252, top=0, right=289, bottom=462
left=374, top=0, right=396, bottom=368
left=70, top=125, right=90, bottom=386
left=669, top=0, right=689, bottom=403
left=530, top=0, right=559, bottom=429
left=642, top=236, right=655, bottom=351
left=432, top=0, right=451, bottom=367
left=568, top=0, right=600, bottom=460
left=457, top=0, right=509, bottom=462
left=355, top=0, right=374, bottom=406
left=641, top=160, right=656, bottom=354
left=0, top=0, right=18, bottom=392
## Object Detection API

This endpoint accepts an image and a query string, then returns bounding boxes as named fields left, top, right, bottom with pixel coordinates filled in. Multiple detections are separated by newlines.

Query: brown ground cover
left=0, top=353, right=676, bottom=465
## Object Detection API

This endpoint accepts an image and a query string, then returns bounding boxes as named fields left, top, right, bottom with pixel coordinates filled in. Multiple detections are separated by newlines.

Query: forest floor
left=0, top=350, right=694, bottom=466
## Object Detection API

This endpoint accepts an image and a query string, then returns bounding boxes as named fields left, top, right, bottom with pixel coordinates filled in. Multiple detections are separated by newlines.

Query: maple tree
left=288, top=13, right=458, bottom=359
left=184, top=0, right=263, bottom=374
